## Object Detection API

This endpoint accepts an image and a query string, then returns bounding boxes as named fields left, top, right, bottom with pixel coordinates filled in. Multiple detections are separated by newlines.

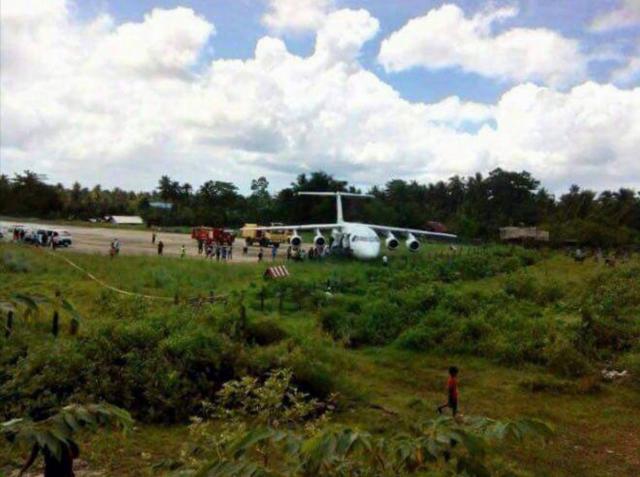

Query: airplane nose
left=363, top=243, right=380, bottom=259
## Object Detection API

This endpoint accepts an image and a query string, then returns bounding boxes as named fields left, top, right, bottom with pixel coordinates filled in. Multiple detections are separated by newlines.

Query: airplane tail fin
left=297, top=191, right=373, bottom=224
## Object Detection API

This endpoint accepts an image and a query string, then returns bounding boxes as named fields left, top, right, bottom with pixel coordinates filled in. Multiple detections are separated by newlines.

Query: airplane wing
left=242, top=224, right=339, bottom=231
left=362, top=223, right=457, bottom=240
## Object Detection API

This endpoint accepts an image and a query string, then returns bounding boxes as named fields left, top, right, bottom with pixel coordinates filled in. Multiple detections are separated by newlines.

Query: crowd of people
left=9, top=226, right=65, bottom=250
left=198, top=239, right=233, bottom=261
left=571, top=246, right=633, bottom=266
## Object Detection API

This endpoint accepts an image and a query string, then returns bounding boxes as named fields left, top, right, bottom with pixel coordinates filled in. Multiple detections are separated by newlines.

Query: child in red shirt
left=437, top=366, right=459, bottom=416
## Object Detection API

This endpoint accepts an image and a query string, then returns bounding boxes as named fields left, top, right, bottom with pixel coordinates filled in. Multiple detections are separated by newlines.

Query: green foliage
left=504, top=272, right=565, bottom=305
left=1, top=251, right=31, bottom=273
left=245, top=318, right=288, bottom=346
left=211, top=369, right=325, bottom=427
left=180, top=415, right=552, bottom=477
left=616, top=353, right=640, bottom=388
left=1, top=403, right=132, bottom=462
left=576, top=266, right=640, bottom=356
left=544, top=338, right=592, bottom=378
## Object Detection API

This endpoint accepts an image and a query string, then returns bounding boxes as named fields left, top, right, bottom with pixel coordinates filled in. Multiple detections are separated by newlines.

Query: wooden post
left=5, top=311, right=13, bottom=338
left=238, top=304, right=247, bottom=338
left=52, top=310, right=59, bottom=337
left=70, top=318, right=79, bottom=336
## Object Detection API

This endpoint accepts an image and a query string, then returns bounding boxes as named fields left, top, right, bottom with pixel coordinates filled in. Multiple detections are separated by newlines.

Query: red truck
left=191, top=227, right=235, bottom=246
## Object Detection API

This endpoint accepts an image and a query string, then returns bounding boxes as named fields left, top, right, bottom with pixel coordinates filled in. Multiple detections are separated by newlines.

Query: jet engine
left=405, top=233, right=420, bottom=252
left=313, top=229, right=326, bottom=247
left=385, top=232, right=399, bottom=250
left=290, top=231, right=302, bottom=248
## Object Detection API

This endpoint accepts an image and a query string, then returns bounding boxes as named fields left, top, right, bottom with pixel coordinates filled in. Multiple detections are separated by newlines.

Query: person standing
left=180, top=245, right=186, bottom=258
left=228, top=244, right=233, bottom=261
left=286, top=246, right=292, bottom=261
left=437, top=366, right=459, bottom=416
left=215, top=245, right=221, bottom=262
left=157, top=240, right=164, bottom=256
left=271, top=244, right=278, bottom=261
left=258, top=247, right=264, bottom=262
left=221, top=245, right=227, bottom=261
left=109, top=239, right=119, bottom=258
left=152, top=232, right=156, bottom=244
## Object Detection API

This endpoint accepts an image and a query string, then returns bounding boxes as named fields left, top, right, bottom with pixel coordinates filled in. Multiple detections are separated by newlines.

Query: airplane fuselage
left=331, top=222, right=381, bottom=260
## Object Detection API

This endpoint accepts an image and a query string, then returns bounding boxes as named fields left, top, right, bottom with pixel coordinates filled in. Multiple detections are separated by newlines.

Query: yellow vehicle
left=241, top=223, right=293, bottom=247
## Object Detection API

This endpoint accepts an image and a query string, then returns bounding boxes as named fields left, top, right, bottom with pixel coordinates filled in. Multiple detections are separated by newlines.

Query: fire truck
left=191, top=227, right=235, bottom=246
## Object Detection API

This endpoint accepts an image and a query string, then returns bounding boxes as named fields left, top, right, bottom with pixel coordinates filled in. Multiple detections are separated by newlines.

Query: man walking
left=157, top=240, right=164, bottom=256
left=437, top=366, right=459, bottom=416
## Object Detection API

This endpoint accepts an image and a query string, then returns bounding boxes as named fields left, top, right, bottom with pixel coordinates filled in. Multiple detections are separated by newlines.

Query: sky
left=1, top=0, right=639, bottom=194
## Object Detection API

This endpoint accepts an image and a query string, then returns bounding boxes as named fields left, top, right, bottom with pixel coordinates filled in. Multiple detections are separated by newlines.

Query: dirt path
left=0, top=220, right=295, bottom=263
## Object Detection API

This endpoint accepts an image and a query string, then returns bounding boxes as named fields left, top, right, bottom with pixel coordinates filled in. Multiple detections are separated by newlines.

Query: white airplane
left=249, top=192, right=457, bottom=260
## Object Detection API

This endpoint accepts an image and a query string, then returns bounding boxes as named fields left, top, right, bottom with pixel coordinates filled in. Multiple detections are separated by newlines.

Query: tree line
left=1, top=169, right=638, bottom=246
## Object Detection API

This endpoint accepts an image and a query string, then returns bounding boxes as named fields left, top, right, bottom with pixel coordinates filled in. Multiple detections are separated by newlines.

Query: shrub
left=1, top=252, right=31, bottom=273
left=246, top=318, right=288, bottom=346
left=289, top=356, right=335, bottom=399
left=352, top=299, right=416, bottom=346
left=504, top=272, right=537, bottom=301
left=319, top=306, right=356, bottom=343
left=544, top=338, right=592, bottom=378
left=617, top=353, right=640, bottom=388
left=396, top=309, right=455, bottom=351
left=536, top=278, right=565, bottom=305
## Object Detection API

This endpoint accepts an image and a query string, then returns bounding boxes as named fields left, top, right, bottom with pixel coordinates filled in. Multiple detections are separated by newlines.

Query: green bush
left=617, top=353, right=640, bottom=388
left=1, top=251, right=31, bottom=273
left=544, top=338, right=592, bottom=378
left=246, top=318, right=288, bottom=346
left=504, top=272, right=537, bottom=301
left=319, top=306, right=356, bottom=343
left=352, top=299, right=416, bottom=346
left=396, top=309, right=455, bottom=351
left=287, top=350, right=336, bottom=399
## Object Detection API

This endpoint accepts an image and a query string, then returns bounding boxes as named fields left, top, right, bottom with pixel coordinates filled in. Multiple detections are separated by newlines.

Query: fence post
left=5, top=311, right=13, bottom=338
left=238, top=303, right=247, bottom=338
left=70, top=317, right=79, bottom=336
left=52, top=310, right=59, bottom=337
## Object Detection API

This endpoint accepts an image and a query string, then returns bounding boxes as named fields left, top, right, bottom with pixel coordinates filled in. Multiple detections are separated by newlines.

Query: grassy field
left=1, top=243, right=639, bottom=476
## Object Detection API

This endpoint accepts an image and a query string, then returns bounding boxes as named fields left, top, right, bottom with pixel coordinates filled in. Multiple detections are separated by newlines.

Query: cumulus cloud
left=590, top=0, right=640, bottom=32
left=480, top=82, right=640, bottom=190
left=1, top=0, right=639, bottom=192
left=262, top=0, right=334, bottom=33
left=378, top=4, right=587, bottom=88
left=94, top=8, right=214, bottom=76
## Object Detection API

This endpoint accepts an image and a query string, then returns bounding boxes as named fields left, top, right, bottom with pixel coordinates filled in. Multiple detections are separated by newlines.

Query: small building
left=500, top=226, right=549, bottom=242
left=149, top=201, right=173, bottom=210
left=106, top=215, right=144, bottom=225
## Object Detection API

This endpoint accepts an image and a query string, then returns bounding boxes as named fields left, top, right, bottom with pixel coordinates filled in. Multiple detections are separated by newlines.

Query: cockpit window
left=353, top=236, right=378, bottom=242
